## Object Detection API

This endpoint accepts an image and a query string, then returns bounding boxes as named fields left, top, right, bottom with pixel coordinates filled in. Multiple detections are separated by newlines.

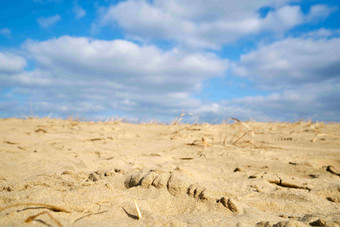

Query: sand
left=0, top=118, right=339, bottom=226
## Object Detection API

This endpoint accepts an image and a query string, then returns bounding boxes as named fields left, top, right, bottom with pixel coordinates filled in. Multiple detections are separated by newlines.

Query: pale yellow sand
left=0, top=118, right=339, bottom=226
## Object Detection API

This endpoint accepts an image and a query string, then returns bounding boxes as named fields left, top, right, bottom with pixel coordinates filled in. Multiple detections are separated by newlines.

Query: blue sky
left=0, top=0, right=340, bottom=122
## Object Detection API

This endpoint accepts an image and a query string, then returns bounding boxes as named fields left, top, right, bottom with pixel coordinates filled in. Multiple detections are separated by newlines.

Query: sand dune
left=0, top=118, right=339, bottom=226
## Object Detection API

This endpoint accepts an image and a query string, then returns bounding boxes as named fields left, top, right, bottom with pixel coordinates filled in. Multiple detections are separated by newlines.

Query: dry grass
left=172, top=116, right=260, bottom=155
left=171, top=113, right=199, bottom=125
left=134, top=199, right=143, bottom=220
left=0, top=203, right=71, bottom=213
left=224, top=118, right=255, bottom=148
left=71, top=196, right=122, bottom=223
left=25, top=211, right=63, bottom=227
left=187, top=137, right=212, bottom=157
left=0, top=203, right=70, bottom=227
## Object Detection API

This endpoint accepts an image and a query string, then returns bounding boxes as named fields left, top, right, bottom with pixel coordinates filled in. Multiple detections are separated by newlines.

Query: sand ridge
left=0, top=118, right=339, bottom=226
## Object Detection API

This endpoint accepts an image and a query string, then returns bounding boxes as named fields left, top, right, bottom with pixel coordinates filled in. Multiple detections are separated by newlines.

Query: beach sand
left=0, top=118, right=339, bottom=226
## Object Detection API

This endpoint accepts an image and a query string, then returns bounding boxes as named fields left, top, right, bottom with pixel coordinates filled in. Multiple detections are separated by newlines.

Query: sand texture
left=0, top=118, right=339, bottom=226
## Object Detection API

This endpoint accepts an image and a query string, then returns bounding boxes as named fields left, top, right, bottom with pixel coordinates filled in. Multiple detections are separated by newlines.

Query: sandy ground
left=0, top=118, right=339, bottom=227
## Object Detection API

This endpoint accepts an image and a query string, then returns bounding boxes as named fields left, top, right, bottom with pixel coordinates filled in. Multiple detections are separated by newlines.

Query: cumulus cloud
left=0, top=52, right=27, bottom=74
left=306, top=4, right=337, bottom=22
left=2, top=30, right=339, bottom=122
left=207, top=34, right=340, bottom=122
left=232, top=37, right=340, bottom=89
left=73, top=5, right=86, bottom=19
left=261, top=5, right=303, bottom=31
left=24, top=36, right=227, bottom=89
left=94, top=0, right=334, bottom=49
left=37, top=15, right=61, bottom=28
left=2, top=36, right=227, bottom=120
left=205, top=78, right=340, bottom=122
left=211, top=36, right=340, bottom=121
left=303, top=28, right=340, bottom=38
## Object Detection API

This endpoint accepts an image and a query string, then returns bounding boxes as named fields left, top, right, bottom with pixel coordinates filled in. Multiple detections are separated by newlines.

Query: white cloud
left=306, top=4, right=337, bottom=22
left=303, top=28, right=340, bottom=38
left=261, top=5, right=303, bottom=31
left=232, top=37, right=340, bottom=89
left=191, top=75, right=340, bottom=122
left=2, top=33, right=340, bottom=122
left=0, top=52, right=27, bottom=74
left=0, top=28, right=11, bottom=38
left=1, top=36, right=228, bottom=120
left=73, top=5, right=86, bottom=19
left=37, top=15, right=61, bottom=28
left=94, top=0, right=334, bottom=49
left=23, top=36, right=227, bottom=89
left=215, top=35, right=340, bottom=121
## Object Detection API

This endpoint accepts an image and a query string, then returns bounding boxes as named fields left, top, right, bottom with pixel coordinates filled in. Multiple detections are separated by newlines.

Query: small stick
left=134, top=199, right=142, bottom=220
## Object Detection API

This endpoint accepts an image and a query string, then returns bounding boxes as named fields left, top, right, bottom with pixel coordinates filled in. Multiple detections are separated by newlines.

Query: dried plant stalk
left=172, top=113, right=197, bottom=125
left=0, top=203, right=71, bottom=213
left=134, top=199, right=142, bottom=220
left=230, top=118, right=255, bottom=148
left=71, top=195, right=122, bottom=223
left=25, top=211, right=63, bottom=227
left=231, top=118, right=250, bottom=130
left=231, top=130, right=250, bottom=145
